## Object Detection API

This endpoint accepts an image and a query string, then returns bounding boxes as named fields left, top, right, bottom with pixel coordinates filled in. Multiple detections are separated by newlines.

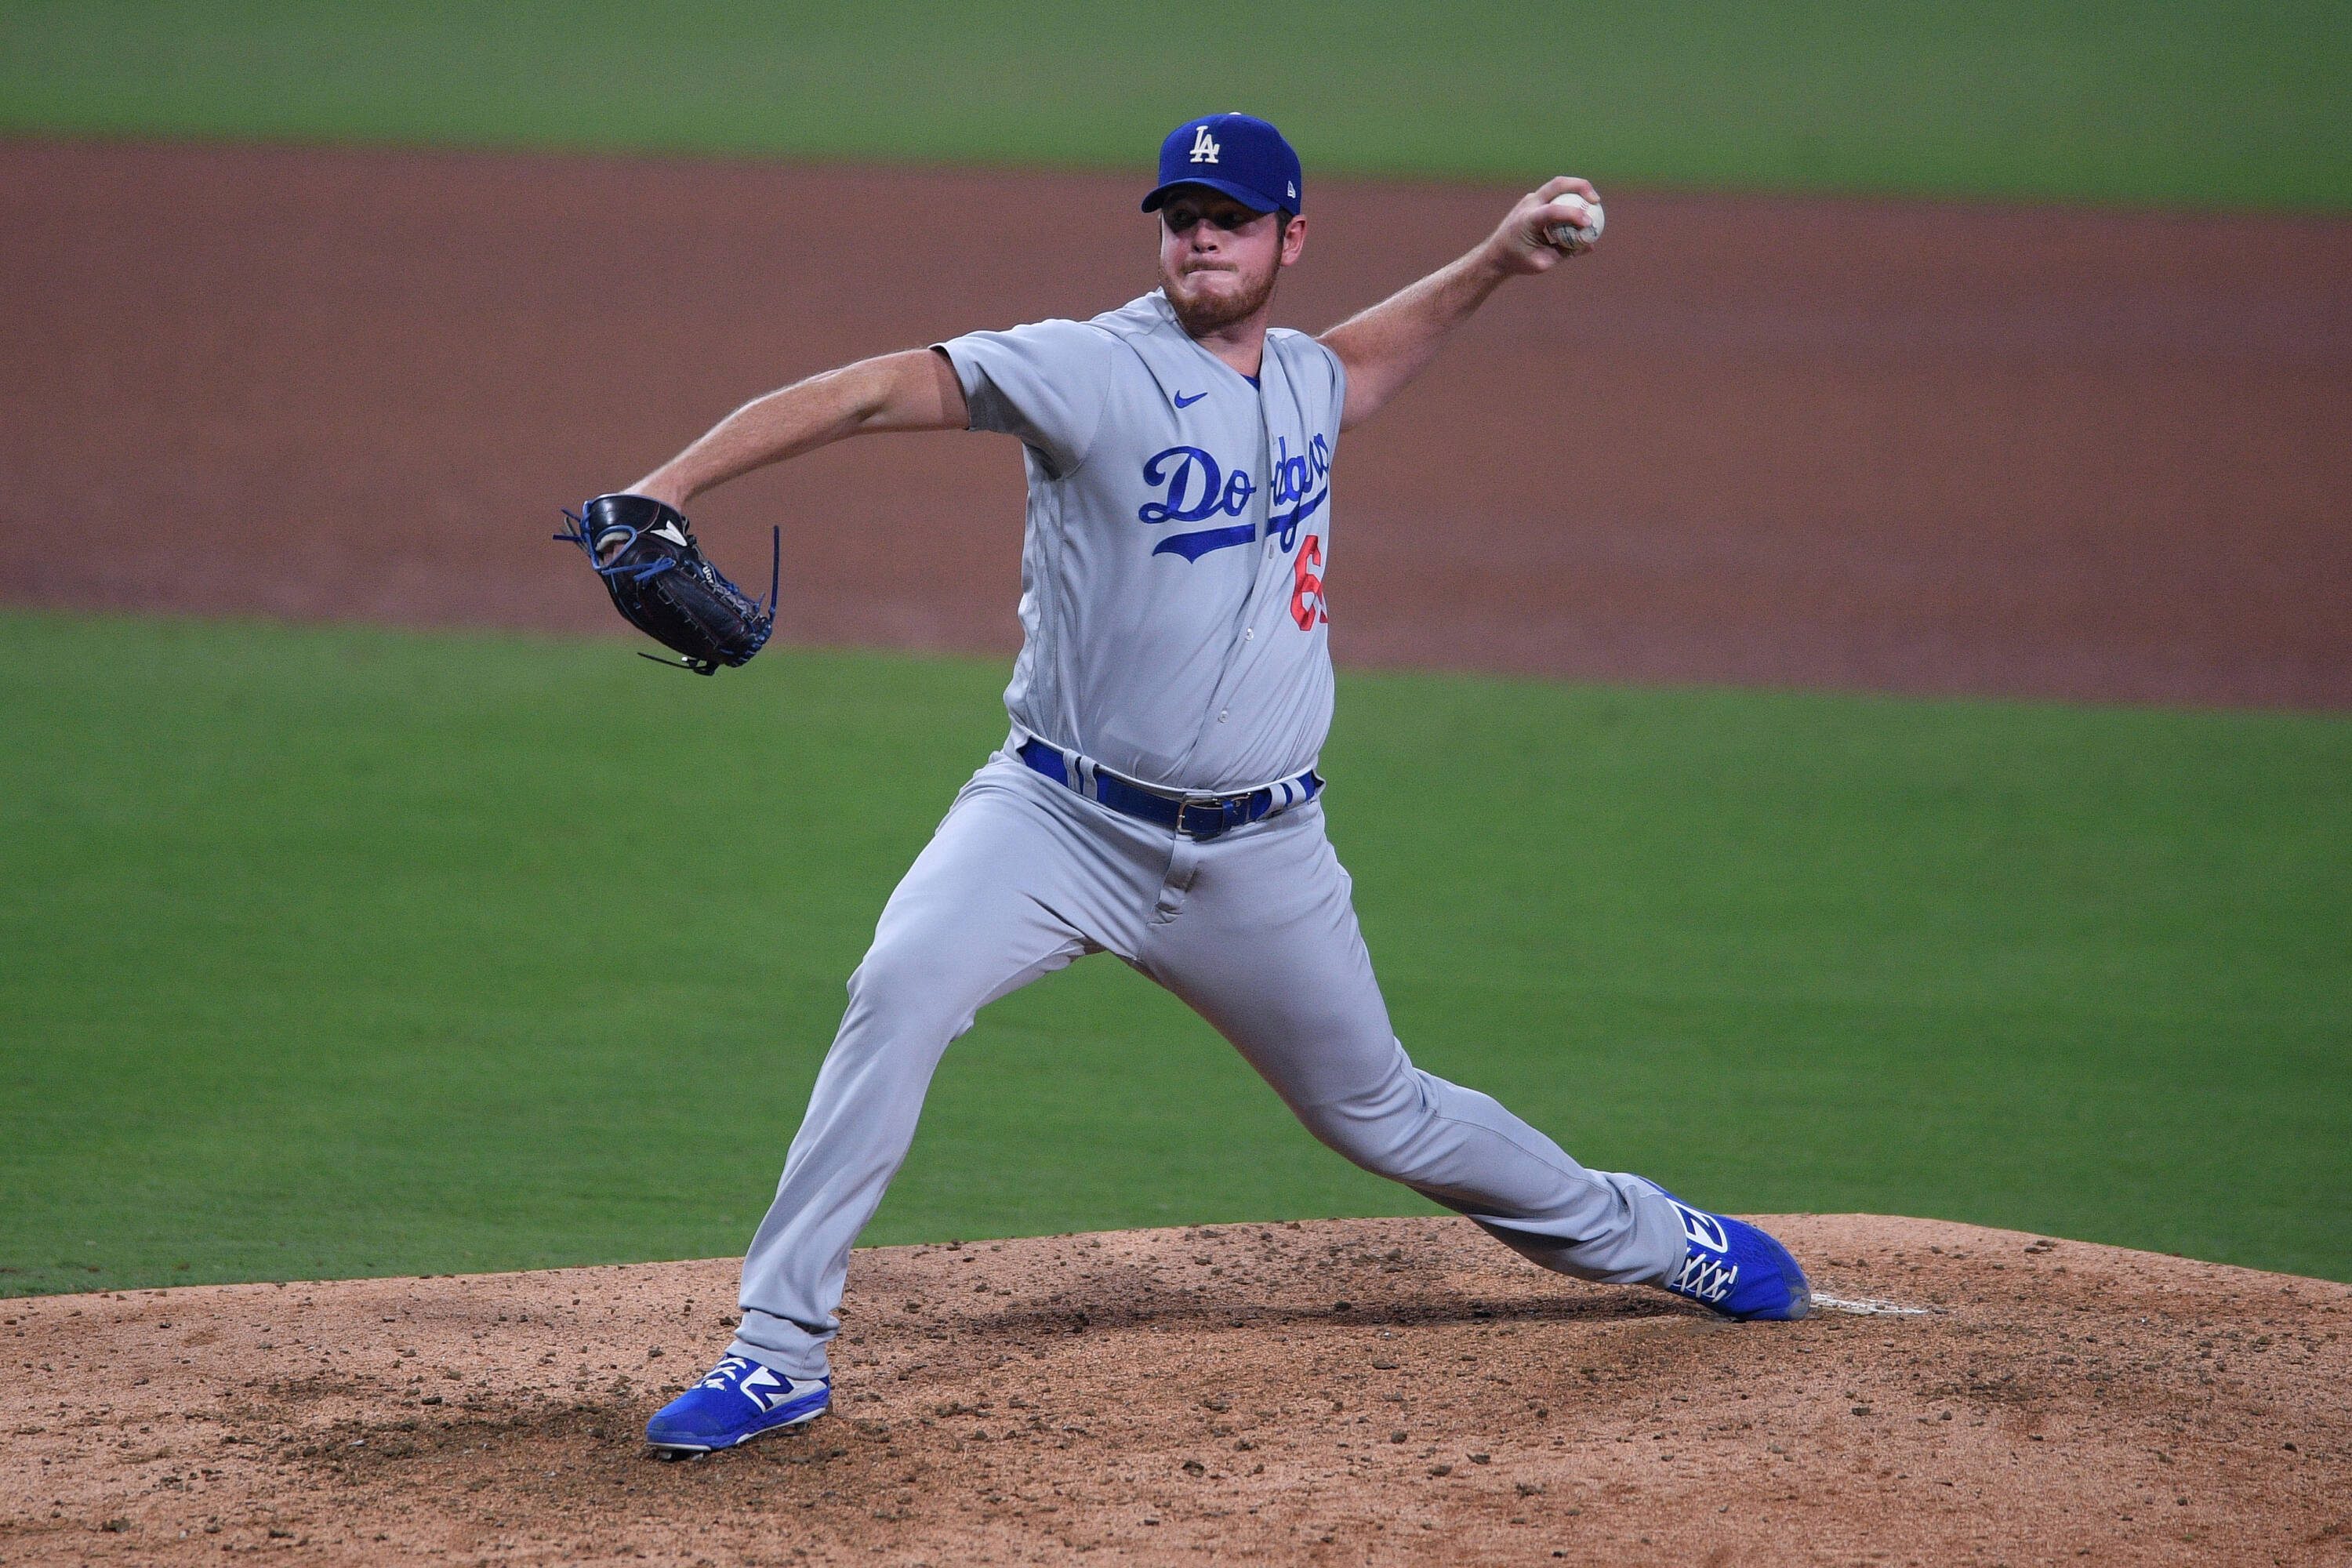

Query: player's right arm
left=629, top=348, right=967, bottom=509
left=1319, top=177, right=1599, bottom=432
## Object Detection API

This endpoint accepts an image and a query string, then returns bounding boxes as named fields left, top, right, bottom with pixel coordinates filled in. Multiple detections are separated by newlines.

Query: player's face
left=1156, top=187, right=1307, bottom=337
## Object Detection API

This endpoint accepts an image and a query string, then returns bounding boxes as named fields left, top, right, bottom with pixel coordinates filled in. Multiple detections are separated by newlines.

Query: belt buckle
left=1178, top=791, right=1236, bottom=842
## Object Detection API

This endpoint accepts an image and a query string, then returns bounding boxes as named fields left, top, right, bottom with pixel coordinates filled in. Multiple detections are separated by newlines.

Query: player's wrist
left=631, top=466, right=696, bottom=511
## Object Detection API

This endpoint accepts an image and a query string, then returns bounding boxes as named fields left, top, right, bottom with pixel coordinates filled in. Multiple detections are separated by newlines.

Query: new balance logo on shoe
left=739, top=1364, right=825, bottom=1412
left=1670, top=1199, right=1730, bottom=1254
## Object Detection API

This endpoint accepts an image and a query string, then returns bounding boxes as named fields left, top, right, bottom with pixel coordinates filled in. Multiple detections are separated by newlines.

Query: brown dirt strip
left=3, top=139, right=2347, bottom=709
left=4, top=1215, right=2347, bottom=1566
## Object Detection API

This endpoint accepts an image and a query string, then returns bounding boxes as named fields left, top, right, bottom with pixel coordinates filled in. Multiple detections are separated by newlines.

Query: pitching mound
left=3, top=1216, right=2346, bottom=1566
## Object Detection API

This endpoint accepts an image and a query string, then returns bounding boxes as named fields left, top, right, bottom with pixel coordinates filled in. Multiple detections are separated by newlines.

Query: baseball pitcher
left=597, top=114, right=1810, bottom=1456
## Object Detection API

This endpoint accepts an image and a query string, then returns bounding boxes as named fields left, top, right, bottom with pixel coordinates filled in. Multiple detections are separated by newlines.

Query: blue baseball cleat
left=644, top=1354, right=831, bottom=1455
left=1654, top=1191, right=1812, bottom=1321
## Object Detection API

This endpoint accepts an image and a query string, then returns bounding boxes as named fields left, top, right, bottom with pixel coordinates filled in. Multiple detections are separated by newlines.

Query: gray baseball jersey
left=724, top=291, right=1686, bottom=1383
left=940, top=289, right=1341, bottom=794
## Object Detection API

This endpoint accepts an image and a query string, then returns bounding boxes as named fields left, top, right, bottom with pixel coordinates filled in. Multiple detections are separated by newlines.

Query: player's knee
left=1292, top=1073, right=1442, bottom=1180
left=1313, top=1118, right=1406, bottom=1176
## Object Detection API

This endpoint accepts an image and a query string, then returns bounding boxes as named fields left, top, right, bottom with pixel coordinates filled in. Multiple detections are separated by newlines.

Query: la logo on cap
left=1188, top=125, right=1221, bottom=164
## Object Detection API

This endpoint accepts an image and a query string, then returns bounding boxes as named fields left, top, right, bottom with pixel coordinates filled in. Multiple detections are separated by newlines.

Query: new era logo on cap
left=1144, top=113, right=1303, bottom=217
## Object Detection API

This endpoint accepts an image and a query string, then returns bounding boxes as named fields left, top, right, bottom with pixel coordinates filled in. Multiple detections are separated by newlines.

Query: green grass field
left=2, top=0, right=2346, bottom=208
left=4, top=609, right=2346, bottom=1298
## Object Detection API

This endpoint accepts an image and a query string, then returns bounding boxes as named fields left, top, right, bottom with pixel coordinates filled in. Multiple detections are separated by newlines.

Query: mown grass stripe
left=2, top=608, right=2345, bottom=1295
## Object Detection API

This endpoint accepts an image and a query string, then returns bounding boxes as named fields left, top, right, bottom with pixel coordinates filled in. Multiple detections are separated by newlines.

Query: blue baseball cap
left=1142, top=112, right=1303, bottom=216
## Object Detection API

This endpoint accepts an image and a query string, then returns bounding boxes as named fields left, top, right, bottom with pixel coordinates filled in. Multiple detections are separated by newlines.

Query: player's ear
left=1279, top=212, right=1307, bottom=267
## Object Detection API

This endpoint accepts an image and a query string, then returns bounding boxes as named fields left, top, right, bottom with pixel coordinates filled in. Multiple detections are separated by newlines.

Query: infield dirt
left=5, top=1215, right=2348, bottom=1566
left=3, top=139, right=2348, bottom=708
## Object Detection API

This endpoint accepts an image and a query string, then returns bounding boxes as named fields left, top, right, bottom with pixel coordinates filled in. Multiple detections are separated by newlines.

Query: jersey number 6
left=1291, top=535, right=1329, bottom=630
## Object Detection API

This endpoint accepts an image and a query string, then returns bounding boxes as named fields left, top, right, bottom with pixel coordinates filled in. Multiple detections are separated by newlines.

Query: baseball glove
left=554, top=493, right=779, bottom=675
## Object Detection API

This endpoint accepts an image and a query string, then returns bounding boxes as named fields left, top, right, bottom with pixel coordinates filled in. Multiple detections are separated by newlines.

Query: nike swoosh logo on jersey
left=1172, top=390, right=1208, bottom=408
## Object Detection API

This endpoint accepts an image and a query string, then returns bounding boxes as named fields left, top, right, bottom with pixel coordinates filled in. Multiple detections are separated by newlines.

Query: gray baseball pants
left=731, top=750, right=1685, bottom=1380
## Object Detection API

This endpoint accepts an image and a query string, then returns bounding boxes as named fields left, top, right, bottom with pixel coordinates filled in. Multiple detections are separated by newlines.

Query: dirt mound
left=5, top=139, right=2349, bottom=708
left=4, top=1216, right=2346, bottom=1565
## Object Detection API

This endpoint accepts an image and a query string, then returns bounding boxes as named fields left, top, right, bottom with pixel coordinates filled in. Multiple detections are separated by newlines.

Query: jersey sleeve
left=1276, top=327, right=1348, bottom=444
left=1311, top=333, right=1347, bottom=444
left=933, top=318, right=1119, bottom=477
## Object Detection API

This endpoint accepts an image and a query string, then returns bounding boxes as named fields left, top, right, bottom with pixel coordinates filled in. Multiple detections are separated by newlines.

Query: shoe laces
left=1668, top=1250, right=1740, bottom=1305
left=698, top=1356, right=755, bottom=1392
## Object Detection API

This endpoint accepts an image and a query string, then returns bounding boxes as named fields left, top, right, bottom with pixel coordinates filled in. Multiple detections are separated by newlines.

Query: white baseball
left=1543, top=192, right=1604, bottom=254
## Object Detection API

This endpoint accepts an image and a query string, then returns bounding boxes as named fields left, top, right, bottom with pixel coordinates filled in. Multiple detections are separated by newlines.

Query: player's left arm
left=1319, top=177, right=1599, bottom=432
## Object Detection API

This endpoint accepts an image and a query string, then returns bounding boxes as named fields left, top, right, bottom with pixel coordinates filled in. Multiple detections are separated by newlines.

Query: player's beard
left=1163, top=255, right=1282, bottom=338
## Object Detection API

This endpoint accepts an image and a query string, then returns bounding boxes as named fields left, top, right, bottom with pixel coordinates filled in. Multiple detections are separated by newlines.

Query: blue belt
left=1017, top=737, right=1322, bottom=842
